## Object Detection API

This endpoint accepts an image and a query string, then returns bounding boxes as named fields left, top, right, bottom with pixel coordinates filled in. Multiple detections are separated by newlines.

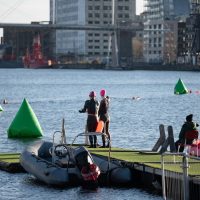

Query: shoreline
left=0, top=61, right=200, bottom=71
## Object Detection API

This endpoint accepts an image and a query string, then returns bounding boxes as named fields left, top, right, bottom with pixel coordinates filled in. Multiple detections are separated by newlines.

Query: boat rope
left=31, top=153, right=60, bottom=168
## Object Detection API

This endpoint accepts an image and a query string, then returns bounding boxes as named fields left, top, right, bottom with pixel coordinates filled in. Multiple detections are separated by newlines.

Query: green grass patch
left=89, top=148, right=200, bottom=176
left=0, top=153, right=20, bottom=163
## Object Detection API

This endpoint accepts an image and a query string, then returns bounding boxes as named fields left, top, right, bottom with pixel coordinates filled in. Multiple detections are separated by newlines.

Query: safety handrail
left=71, top=131, right=111, bottom=171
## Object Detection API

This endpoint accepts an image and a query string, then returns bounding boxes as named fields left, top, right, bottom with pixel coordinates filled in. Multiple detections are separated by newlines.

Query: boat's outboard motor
left=74, top=146, right=90, bottom=168
left=74, top=146, right=100, bottom=188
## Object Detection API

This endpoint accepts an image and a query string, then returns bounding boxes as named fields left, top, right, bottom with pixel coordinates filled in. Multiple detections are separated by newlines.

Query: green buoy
left=174, top=78, right=189, bottom=95
left=0, top=105, right=3, bottom=112
left=7, top=98, right=43, bottom=138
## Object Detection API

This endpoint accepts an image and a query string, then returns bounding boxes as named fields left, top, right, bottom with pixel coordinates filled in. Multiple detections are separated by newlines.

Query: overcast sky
left=0, top=0, right=144, bottom=23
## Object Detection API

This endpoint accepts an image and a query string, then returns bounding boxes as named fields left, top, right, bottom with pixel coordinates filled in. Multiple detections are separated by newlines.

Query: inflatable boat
left=20, top=130, right=100, bottom=186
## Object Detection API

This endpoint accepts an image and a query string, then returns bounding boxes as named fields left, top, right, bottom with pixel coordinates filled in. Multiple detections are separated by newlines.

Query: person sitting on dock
left=79, top=91, right=99, bottom=148
left=175, top=114, right=199, bottom=152
left=98, top=89, right=111, bottom=148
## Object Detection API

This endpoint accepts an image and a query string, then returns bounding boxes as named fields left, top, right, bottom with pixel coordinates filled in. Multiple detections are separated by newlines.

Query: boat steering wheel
left=53, top=144, right=69, bottom=158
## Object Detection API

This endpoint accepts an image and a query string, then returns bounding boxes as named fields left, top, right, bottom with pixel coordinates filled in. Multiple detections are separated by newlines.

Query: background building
left=143, top=0, right=191, bottom=64
left=2, top=24, right=52, bottom=61
left=50, top=0, right=136, bottom=64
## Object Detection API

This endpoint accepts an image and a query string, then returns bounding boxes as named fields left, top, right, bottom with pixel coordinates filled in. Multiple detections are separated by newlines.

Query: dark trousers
left=175, top=139, right=194, bottom=152
left=101, top=120, right=111, bottom=146
left=87, top=115, right=98, bottom=146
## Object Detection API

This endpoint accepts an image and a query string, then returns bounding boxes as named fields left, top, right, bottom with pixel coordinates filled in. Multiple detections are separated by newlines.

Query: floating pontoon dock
left=0, top=148, right=200, bottom=200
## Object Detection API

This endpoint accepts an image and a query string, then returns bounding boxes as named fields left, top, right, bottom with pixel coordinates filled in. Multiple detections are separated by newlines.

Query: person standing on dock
left=98, top=89, right=111, bottom=148
left=79, top=91, right=99, bottom=148
left=175, top=114, right=199, bottom=152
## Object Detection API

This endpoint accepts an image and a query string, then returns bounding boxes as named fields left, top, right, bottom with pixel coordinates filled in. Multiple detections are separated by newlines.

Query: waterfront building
left=50, top=0, right=136, bottom=64
left=177, top=21, right=187, bottom=64
left=2, top=23, right=53, bottom=60
left=143, top=0, right=191, bottom=64
left=187, top=0, right=200, bottom=65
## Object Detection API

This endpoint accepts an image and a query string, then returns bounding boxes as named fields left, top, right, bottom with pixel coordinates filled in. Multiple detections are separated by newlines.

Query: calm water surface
left=1, top=68, right=200, bottom=199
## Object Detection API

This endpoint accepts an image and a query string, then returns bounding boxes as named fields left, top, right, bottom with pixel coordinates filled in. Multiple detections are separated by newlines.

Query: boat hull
left=92, top=154, right=133, bottom=186
left=20, top=141, right=82, bottom=186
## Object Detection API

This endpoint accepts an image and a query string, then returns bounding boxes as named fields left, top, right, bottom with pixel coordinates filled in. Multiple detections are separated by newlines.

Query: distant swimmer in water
left=3, top=99, right=8, bottom=104
left=195, top=90, right=200, bottom=94
left=132, top=96, right=141, bottom=100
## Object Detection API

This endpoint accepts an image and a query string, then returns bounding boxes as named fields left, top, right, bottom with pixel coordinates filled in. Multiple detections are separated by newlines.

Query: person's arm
left=79, top=100, right=88, bottom=113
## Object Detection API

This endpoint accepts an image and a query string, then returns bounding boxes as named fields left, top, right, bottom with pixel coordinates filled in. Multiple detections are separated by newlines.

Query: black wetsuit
left=79, top=98, right=99, bottom=147
left=98, top=97, right=110, bottom=147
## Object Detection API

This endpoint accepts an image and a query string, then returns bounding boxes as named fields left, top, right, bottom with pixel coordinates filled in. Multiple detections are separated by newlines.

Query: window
left=95, top=13, right=100, bottom=18
left=124, top=14, right=129, bottom=18
left=125, top=6, right=129, bottom=10
left=103, top=6, right=108, bottom=10
left=95, top=6, right=100, bottom=10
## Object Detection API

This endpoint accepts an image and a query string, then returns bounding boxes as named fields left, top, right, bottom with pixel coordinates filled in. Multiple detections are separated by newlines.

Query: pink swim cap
left=100, top=89, right=106, bottom=97
left=89, top=91, right=96, bottom=98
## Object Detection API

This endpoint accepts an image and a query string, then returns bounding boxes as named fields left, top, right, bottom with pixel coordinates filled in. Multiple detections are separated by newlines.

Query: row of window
left=147, top=50, right=162, bottom=55
left=88, top=12, right=130, bottom=18
left=88, top=46, right=109, bottom=49
left=88, top=21, right=112, bottom=24
left=148, top=44, right=162, bottom=48
left=149, top=38, right=162, bottom=43
left=88, top=33, right=109, bottom=37
left=88, top=52, right=111, bottom=56
left=88, top=14, right=129, bottom=21
left=146, top=31, right=163, bottom=35
left=89, top=0, right=130, bottom=1
left=88, top=5, right=130, bottom=10
left=88, top=40, right=108, bottom=42
left=148, top=24, right=162, bottom=29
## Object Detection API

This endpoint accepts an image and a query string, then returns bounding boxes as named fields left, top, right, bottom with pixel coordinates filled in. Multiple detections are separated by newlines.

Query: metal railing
left=161, top=152, right=200, bottom=200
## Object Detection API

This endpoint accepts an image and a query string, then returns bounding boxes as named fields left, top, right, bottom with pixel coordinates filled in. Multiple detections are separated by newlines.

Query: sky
left=0, top=0, right=144, bottom=23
